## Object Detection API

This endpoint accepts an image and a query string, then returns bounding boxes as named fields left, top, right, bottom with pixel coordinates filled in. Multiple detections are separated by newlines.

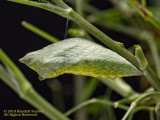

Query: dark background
left=0, top=0, right=139, bottom=119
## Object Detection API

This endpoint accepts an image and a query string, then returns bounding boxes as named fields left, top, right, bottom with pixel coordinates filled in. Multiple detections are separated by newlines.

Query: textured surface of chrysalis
left=20, top=38, right=142, bottom=80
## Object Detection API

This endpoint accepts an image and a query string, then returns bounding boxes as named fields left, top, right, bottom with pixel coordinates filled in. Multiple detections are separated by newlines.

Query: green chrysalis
left=20, top=38, right=142, bottom=80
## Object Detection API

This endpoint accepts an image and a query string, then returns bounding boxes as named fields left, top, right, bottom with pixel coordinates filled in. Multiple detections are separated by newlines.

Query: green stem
left=52, top=0, right=70, bottom=9
left=99, top=78, right=136, bottom=97
left=76, top=0, right=83, bottom=16
left=141, top=0, right=146, bottom=7
left=128, top=106, right=154, bottom=120
left=64, top=0, right=100, bottom=13
left=122, top=92, right=160, bottom=120
left=65, top=98, right=129, bottom=116
left=150, top=110, right=154, bottom=120
left=73, top=75, right=86, bottom=120
left=115, top=94, right=140, bottom=105
left=22, top=21, right=59, bottom=43
left=143, top=66, right=160, bottom=91
left=147, top=38, right=160, bottom=76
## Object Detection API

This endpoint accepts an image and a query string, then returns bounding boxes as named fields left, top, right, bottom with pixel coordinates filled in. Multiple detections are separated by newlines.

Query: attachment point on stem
left=114, top=102, right=119, bottom=108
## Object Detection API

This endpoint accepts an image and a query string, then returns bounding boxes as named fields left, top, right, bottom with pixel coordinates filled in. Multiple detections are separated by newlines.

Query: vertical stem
left=150, top=111, right=154, bottom=120
left=141, top=0, right=146, bottom=7
left=143, top=66, right=160, bottom=91
left=73, top=75, right=86, bottom=120
left=147, top=38, right=160, bottom=76
left=76, top=0, right=83, bottom=16
left=65, top=98, right=129, bottom=116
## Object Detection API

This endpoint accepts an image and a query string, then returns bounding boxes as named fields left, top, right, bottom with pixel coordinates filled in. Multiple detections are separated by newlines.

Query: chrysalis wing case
left=20, top=38, right=142, bottom=80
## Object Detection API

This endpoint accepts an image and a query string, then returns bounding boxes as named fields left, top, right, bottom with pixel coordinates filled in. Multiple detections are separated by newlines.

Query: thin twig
left=65, top=98, right=129, bottom=116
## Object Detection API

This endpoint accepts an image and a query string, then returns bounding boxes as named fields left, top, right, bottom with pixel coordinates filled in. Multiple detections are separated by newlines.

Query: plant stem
left=65, top=98, right=129, bottom=116
left=122, top=92, right=160, bottom=120
left=147, top=38, right=160, bottom=76
left=143, top=66, right=160, bottom=91
left=128, top=106, right=154, bottom=120
left=76, top=0, right=83, bottom=16
left=52, top=0, right=70, bottom=9
left=64, top=0, right=100, bottom=13
left=73, top=75, right=86, bottom=120
left=21, top=21, right=59, bottom=43
left=150, top=110, right=154, bottom=120
left=0, top=49, right=70, bottom=120
left=99, top=78, right=136, bottom=97
left=115, top=95, right=139, bottom=105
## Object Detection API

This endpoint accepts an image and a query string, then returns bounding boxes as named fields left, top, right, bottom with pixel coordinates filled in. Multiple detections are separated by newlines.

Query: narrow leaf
left=20, top=38, right=142, bottom=80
